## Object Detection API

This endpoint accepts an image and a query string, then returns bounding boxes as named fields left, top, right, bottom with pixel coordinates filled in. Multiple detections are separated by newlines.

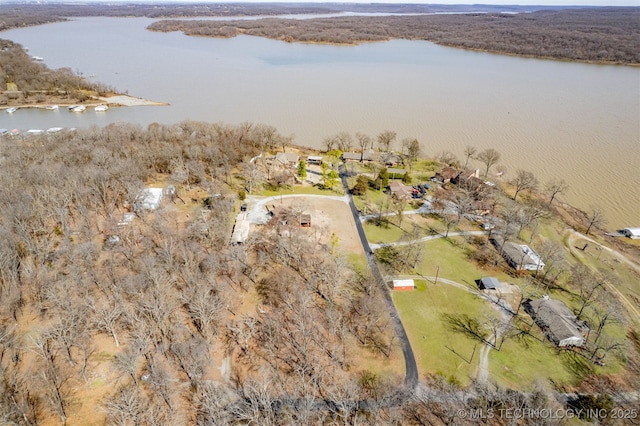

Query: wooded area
left=0, top=39, right=114, bottom=104
left=147, top=8, right=640, bottom=64
left=1, top=3, right=637, bottom=64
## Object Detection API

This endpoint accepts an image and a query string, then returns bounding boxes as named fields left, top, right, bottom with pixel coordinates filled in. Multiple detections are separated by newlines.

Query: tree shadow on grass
left=559, top=349, right=593, bottom=383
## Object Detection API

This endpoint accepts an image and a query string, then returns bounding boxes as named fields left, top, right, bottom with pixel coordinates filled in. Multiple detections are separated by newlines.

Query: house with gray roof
left=526, top=297, right=586, bottom=347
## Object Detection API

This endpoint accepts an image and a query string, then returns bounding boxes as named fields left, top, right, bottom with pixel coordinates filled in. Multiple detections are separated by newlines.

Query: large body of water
left=1, top=17, right=638, bottom=229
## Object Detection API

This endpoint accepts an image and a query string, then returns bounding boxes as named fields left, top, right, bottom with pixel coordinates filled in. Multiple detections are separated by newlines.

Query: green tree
left=376, top=167, right=389, bottom=191
left=325, top=169, right=339, bottom=191
left=402, top=172, right=412, bottom=184
left=297, top=160, right=307, bottom=180
left=352, top=175, right=370, bottom=196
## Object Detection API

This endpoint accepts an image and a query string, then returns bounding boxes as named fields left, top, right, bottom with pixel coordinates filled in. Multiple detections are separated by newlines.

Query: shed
left=621, top=227, right=640, bottom=239
left=300, top=213, right=311, bottom=227
left=134, top=188, right=163, bottom=211
left=526, top=297, right=586, bottom=347
left=393, top=279, right=415, bottom=291
left=306, top=155, right=323, bottom=165
left=478, top=277, right=501, bottom=290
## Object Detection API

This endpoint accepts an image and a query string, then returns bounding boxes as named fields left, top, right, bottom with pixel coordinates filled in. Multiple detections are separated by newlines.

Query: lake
left=1, top=17, right=638, bottom=229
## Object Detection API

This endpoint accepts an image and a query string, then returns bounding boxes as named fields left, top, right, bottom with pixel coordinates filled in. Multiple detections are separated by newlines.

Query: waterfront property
left=525, top=297, right=586, bottom=347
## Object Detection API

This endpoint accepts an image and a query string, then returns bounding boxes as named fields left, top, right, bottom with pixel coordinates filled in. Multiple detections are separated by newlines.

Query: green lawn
left=393, top=280, right=490, bottom=386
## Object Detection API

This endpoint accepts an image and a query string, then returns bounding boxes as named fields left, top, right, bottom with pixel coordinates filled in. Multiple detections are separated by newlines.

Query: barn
left=392, top=279, right=415, bottom=291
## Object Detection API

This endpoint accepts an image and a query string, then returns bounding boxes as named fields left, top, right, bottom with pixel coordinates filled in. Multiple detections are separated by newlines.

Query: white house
left=230, top=213, right=251, bottom=244
left=134, top=188, right=163, bottom=211
left=621, top=227, right=640, bottom=239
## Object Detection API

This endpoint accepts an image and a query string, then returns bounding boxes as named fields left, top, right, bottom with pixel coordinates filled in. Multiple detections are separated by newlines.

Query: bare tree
left=436, top=150, right=458, bottom=166
left=403, top=138, right=421, bottom=171
left=544, top=178, right=569, bottom=207
left=510, top=169, right=538, bottom=202
left=355, top=132, right=372, bottom=161
left=585, top=205, right=607, bottom=235
left=463, top=145, right=477, bottom=170
left=376, top=130, right=396, bottom=152
left=569, top=265, right=607, bottom=321
left=477, top=148, right=501, bottom=178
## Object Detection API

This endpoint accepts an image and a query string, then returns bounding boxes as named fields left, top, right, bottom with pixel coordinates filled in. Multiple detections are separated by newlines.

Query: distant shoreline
left=2, top=94, right=168, bottom=110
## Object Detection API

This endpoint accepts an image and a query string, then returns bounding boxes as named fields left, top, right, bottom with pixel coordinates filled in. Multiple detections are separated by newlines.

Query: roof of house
left=387, top=168, right=407, bottom=175
left=380, top=152, right=402, bottom=165
left=528, top=298, right=584, bottom=346
left=494, top=239, right=545, bottom=270
left=275, top=152, right=299, bottom=164
left=393, top=279, right=415, bottom=289
left=135, top=187, right=163, bottom=211
left=436, top=166, right=460, bottom=182
left=479, top=277, right=501, bottom=290
left=230, top=213, right=250, bottom=244
left=342, top=150, right=377, bottom=161
left=306, top=155, right=323, bottom=162
left=389, top=181, right=413, bottom=199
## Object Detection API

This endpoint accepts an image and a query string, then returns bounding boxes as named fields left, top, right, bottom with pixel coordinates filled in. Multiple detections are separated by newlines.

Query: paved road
left=339, top=166, right=419, bottom=389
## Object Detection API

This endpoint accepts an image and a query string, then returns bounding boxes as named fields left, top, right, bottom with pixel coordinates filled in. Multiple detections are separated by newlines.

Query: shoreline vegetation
left=0, top=39, right=166, bottom=108
left=147, top=8, right=640, bottom=65
left=0, top=3, right=638, bottom=65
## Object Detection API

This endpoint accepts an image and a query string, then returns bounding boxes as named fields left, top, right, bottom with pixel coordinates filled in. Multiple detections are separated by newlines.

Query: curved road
left=339, top=166, right=419, bottom=389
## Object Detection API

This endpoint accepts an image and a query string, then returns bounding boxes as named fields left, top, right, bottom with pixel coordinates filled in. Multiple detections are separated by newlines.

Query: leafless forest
left=0, top=121, right=591, bottom=425
left=148, top=8, right=640, bottom=64
left=1, top=3, right=638, bottom=64
left=0, top=40, right=114, bottom=105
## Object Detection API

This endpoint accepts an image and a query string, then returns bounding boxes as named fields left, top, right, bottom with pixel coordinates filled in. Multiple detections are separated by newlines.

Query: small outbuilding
left=478, top=277, right=501, bottom=291
left=393, top=279, right=415, bottom=291
left=300, top=214, right=311, bottom=227
left=306, top=155, right=323, bottom=165
left=134, top=188, right=163, bottom=211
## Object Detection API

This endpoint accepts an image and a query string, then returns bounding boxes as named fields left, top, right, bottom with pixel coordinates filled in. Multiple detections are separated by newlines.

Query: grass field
left=393, top=280, right=490, bottom=386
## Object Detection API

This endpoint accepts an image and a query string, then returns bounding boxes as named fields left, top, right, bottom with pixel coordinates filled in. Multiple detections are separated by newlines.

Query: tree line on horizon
left=0, top=4, right=637, bottom=64
left=147, top=8, right=640, bottom=65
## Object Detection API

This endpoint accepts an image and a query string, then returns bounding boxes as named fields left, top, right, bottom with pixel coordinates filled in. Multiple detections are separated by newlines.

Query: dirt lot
left=248, top=195, right=364, bottom=256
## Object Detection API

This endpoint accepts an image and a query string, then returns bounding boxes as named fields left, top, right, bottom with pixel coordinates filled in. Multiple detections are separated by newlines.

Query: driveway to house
left=339, top=166, right=419, bottom=390
left=369, top=230, right=489, bottom=250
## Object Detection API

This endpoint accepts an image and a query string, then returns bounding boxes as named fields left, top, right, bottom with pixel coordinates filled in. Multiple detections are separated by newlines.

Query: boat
left=71, top=105, right=86, bottom=112
left=0, top=129, right=8, bottom=136
left=67, top=105, right=78, bottom=111
left=26, top=129, right=44, bottom=135
left=9, top=129, right=21, bottom=136
left=94, top=105, right=109, bottom=112
left=6, top=107, right=17, bottom=113
left=46, top=127, right=64, bottom=134
left=44, top=105, right=59, bottom=110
